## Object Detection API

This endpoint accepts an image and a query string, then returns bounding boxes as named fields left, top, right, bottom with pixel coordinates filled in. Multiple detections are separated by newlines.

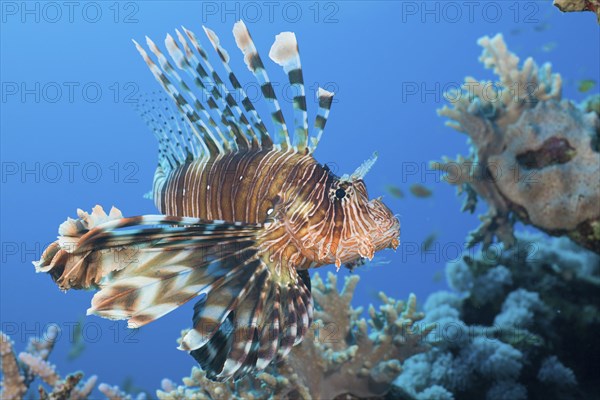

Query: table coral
left=157, top=272, right=433, bottom=399
left=432, top=34, right=600, bottom=254
left=393, top=232, right=600, bottom=399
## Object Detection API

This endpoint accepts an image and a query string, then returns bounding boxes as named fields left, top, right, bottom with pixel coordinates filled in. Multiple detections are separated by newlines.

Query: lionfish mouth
left=388, top=227, right=400, bottom=251
left=369, top=203, right=401, bottom=253
left=384, top=216, right=401, bottom=250
left=345, top=215, right=399, bottom=271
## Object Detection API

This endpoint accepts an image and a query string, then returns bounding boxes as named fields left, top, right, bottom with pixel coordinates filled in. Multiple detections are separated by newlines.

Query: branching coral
left=432, top=34, right=600, bottom=253
left=98, top=383, right=147, bottom=400
left=1, top=333, right=27, bottom=400
left=265, top=273, right=433, bottom=399
left=157, top=272, right=432, bottom=399
left=393, top=232, right=600, bottom=399
left=4, top=267, right=427, bottom=399
left=0, top=325, right=97, bottom=400
left=553, top=0, right=600, bottom=23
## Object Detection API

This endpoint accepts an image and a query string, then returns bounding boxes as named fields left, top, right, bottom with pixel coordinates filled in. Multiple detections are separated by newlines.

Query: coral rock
left=433, top=34, right=600, bottom=253
left=553, top=0, right=600, bottom=23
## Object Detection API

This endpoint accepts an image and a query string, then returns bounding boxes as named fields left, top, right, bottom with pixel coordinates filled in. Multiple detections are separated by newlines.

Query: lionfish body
left=35, top=21, right=400, bottom=381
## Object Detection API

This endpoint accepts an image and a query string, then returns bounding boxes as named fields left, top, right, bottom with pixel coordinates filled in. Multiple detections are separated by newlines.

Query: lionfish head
left=319, top=153, right=400, bottom=268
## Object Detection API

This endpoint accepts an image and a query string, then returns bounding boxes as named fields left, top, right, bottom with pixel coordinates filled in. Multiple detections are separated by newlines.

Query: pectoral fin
left=35, top=205, right=313, bottom=381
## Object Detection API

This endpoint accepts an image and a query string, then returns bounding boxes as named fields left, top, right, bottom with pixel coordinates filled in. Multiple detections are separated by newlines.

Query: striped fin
left=232, top=20, right=291, bottom=151
left=88, top=231, right=262, bottom=327
left=255, top=284, right=280, bottom=370
left=276, top=284, right=298, bottom=360
left=269, top=32, right=309, bottom=153
left=235, top=281, right=274, bottom=377
left=165, top=31, right=252, bottom=151
left=133, top=39, right=223, bottom=157
left=34, top=209, right=262, bottom=326
left=180, top=259, right=263, bottom=353
left=145, top=36, right=234, bottom=152
left=310, top=87, right=335, bottom=152
left=134, top=93, right=204, bottom=171
left=189, top=266, right=269, bottom=380
left=172, top=27, right=259, bottom=149
left=188, top=264, right=311, bottom=381
left=200, top=26, right=273, bottom=149
left=34, top=206, right=313, bottom=381
left=135, top=22, right=336, bottom=160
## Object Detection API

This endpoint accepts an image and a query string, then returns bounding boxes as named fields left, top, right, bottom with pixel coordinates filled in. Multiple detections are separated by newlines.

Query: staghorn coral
left=0, top=325, right=97, bottom=400
left=393, top=232, right=600, bottom=399
left=432, top=34, right=600, bottom=254
left=1, top=333, right=27, bottom=400
left=157, top=272, right=432, bottom=399
left=553, top=0, right=600, bottom=23
left=98, top=383, right=148, bottom=400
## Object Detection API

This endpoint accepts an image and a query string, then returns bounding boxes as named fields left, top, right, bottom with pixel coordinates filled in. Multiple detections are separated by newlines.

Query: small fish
left=344, top=255, right=391, bottom=272
left=578, top=79, right=596, bottom=93
left=409, top=183, right=433, bottom=198
left=66, top=318, right=85, bottom=361
left=432, top=270, right=443, bottom=283
left=34, top=21, right=400, bottom=381
left=421, top=232, right=438, bottom=253
left=509, top=28, right=522, bottom=36
left=534, top=22, right=551, bottom=32
left=540, top=42, right=557, bottom=53
left=385, top=184, right=404, bottom=199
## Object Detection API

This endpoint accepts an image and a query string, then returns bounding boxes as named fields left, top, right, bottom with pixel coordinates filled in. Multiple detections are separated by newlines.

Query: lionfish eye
left=335, top=188, right=346, bottom=199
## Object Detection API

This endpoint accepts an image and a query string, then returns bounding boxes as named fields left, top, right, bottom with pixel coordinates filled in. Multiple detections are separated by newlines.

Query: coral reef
left=582, top=93, right=600, bottom=116
left=432, top=34, right=600, bottom=253
left=157, top=272, right=432, bottom=399
left=0, top=326, right=97, bottom=400
left=1, top=273, right=428, bottom=399
left=553, top=0, right=600, bottom=23
left=392, top=232, right=600, bottom=399
left=98, top=383, right=148, bottom=400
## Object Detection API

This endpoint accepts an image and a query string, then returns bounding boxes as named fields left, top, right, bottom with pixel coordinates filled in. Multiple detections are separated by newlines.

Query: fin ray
left=232, top=20, right=291, bottom=151
left=200, top=26, right=273, bottom=149
left=310, top=87, right=335, bottom=152
left=269, top=31, right=309, bottom=153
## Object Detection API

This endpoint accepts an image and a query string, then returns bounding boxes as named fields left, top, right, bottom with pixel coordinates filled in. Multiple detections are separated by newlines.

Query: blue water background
left=1, top=1, right=599, bottom=394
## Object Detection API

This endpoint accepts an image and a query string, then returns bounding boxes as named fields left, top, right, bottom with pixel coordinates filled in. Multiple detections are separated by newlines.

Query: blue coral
left=471, top=266, right=513, bottom=304
left=446, top=260, right=474, bottom=293
left=493, top=289, right=548, bottom=329
left=486, top=381, right=527, bottom=400
left=537, top=356, right=577, bottom=387
left=394, top=232, right=600, bottom=399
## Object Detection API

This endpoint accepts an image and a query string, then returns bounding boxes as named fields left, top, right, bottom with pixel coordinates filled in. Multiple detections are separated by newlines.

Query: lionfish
left=34, top=21, right=400, bottom=381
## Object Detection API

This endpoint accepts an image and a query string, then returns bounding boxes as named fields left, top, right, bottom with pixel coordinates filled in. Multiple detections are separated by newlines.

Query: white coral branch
left=0, top=333, right=27, bottom=400
left=18, top=352, right=60, bottom=387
